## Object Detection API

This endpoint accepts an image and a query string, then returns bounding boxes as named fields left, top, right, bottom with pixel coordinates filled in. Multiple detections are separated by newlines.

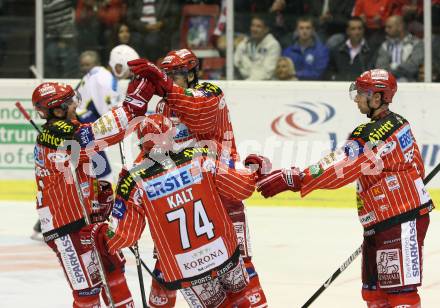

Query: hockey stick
left=301, top=161, right=440, bottom=308
left=15, top=102, right=41, bottom=133
left=68, top=162, right=116, bottom=308
left=118, top=141, right=148, bottom=308
left=16, top=101, right=116, bottom=307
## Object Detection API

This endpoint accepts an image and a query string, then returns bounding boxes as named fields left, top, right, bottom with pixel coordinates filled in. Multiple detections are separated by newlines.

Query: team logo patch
left=34, top=144, right=45, bottom=166
left=47, top=152, right=70, bottom=163
left=80, top=182, right=90, bottom=197
left=377, top=141, right=396, bottom=157
left=386, top=175, right=400, bottom=191
left=78, top=126, right=94, bottom=147
left=377, top=249, right=402, bottom=288
left=112, top=199, right=126, bottom=219
left=309, top=164, right=323, bottom=178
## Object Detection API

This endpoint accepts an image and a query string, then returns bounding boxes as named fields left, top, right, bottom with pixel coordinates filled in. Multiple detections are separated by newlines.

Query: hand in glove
left=91, top=180, right=114, bottom=223
left=123, top=77, right=154, bottom=116
left=79, top=223, right=125, bottom=272
left=128, top=59, right=173, bottom=97
left=256, top=167, right=302, bottom=198
left=244, top=154, right=272, bottom=177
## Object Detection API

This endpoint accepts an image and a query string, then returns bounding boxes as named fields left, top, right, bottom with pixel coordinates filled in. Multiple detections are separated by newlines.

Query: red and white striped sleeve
left=165, top=84, right=220, bottom=134
left=214, top=163, right=256, bottom=201
left=106, top=193, right=146, bottom=255
left=300, top=139, right=373, bottom=197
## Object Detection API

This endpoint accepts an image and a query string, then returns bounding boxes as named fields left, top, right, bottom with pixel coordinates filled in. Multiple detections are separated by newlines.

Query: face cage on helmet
left=349, top=82, right=373, bottom=101
left=36, top=91, right=81, bottom=119
left=163, top=67, right=189, bottom=79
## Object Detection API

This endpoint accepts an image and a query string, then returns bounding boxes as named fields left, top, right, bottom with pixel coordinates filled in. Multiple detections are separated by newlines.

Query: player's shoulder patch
left=116, top=167, right=149, bottom=201
left=349, top=112, right=405, bottom=144
left=38, top=120, right=77, bottom=148
left=194, top=82, right=223, bottom=97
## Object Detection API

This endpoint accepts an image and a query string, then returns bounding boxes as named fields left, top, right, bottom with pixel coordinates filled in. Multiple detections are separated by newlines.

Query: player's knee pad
left=149, top=277, right=176, bottom=307
left=73, top=287, right=101, bottom=308
left=387, top=291, right=421, bottom=308
left=361, top=289, right=390, bottom=308
left=101, top=270, right=134, bottom=307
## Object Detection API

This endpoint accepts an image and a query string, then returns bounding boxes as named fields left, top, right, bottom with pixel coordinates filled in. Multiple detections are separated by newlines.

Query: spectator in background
left=304, top=0, right=355, bottom=46
left=76, top=0, right=126, bottom=56
left=326, top=17, right=375, bottom=81
left=352, top=0, right=401, bottom=51
left=234, top=0, right=305, bottom=43
left=234, top=15, right=281, bottom=80
left=376, top=15, right=423, bottom=82
left=274, top=56, right=298, bottom=80
left=282, top=16, right=329, bottom=80
left=75, top=0, right=102, bottom=52
left=104, top=23, right=138, bottom=63
left=126, top=0, right=180, bottom=62
left=44, top=0, right=79, bottom=78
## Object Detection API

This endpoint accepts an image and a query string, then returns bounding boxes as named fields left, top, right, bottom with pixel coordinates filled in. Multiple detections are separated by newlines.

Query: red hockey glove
left=123, top=77, right=154, bottom=116
left=256, top=167, right=302, bottom=198
left=91, top=180, right=114, bottom=223
left=128, top=59, right=173, bottom=97
left=80, top=223, right=126, bottom=272
left=244, top=154, right=272, bottom=177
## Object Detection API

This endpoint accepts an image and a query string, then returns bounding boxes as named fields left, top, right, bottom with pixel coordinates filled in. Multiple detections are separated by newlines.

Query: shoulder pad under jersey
left=349, top=112, right=406, bottom=144
left=193, top=82, right=223, bottom=97
left=37, top=120, right=78, bottom=149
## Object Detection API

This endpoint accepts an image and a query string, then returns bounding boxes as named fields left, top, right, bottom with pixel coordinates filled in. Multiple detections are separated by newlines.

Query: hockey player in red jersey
left=127, top=49, right=268, bottom=307
left=256, top=69, right=433, bottom=308
left=80, top=114, right=267, bottom=307
left=31, top=79, right=154, bottom=307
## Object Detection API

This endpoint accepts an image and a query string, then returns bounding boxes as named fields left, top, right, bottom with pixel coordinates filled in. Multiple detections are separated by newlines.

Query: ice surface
left=1, top=202, right=439, bottom=307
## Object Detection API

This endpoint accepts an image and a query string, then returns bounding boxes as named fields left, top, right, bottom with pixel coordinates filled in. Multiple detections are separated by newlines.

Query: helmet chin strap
left=366, top=98, right=388, bottom=119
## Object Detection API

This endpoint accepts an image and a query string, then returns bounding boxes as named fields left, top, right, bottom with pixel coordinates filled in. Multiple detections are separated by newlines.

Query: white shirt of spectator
left=141, top=0, right=157, bottom=24
left=346, top=39, right=365, bottom=65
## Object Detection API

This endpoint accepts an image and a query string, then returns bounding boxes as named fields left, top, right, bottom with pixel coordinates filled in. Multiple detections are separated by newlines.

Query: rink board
left=1, top=179, right=439, bottom=209
left=1, top=80, right=440, bottom=188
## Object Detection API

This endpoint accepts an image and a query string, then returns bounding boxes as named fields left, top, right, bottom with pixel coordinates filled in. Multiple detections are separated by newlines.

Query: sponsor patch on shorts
left=376, top=248, right=402, bottom=288
left=401, top=220, right=421, bottom=285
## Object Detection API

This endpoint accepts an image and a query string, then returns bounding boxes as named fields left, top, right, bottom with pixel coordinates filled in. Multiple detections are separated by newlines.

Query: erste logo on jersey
left=397, top=125, right=413, bottom=152
left=143, top=162, right=203, bottom=200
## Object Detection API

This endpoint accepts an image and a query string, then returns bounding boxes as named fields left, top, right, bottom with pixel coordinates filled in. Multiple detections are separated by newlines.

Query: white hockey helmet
left=109, top=44, right=140, bottom=79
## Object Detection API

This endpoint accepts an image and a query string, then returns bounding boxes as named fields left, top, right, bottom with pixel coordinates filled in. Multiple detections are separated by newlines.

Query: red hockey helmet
left=159, top=49, right=199, bottom=74
left=137, top=114, right=174, bottom=153
left=349, top=69, right=397, bottom=103
left=32, top=82, right=76, bottom=117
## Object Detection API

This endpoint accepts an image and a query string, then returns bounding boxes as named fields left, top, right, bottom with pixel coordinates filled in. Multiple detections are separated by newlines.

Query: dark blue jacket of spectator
left=282, top=36, right=329, bottom=80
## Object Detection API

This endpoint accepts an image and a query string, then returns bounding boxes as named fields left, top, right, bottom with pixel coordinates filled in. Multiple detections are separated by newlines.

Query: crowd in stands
left=232, top=0, right=440, bottom=82
left=2, top=0, right=439, bottom=81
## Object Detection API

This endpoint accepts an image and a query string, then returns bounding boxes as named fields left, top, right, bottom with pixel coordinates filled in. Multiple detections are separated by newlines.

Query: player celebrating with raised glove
left=128, top=49, right=268, bottom=307
left=86, top=114, right=266, bottom=308
left=257, top=69, right=433, bottom=308
left=31, top=79, right=154, bottom=308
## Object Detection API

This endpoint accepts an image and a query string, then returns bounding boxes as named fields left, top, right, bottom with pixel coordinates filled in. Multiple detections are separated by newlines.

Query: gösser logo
left=271, top=102, right=336, bottom=137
